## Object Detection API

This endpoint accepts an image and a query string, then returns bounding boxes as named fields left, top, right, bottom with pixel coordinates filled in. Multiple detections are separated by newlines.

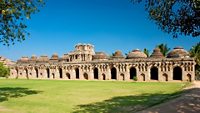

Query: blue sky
left=0, top=0, right=199, bottom=61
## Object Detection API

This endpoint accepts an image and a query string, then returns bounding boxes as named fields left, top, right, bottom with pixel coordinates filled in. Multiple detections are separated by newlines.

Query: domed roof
left=51, top=53, right=59, bottom=60
left=127, top=49, right=147, bottom=59
left=150, top=48, right=164, bottom=58
left=20, top=56, right=29, bottom=62
left=167, top=46, right=189, bottom=58
left=93, top=52, right=108, bottom=60
left=30, top=55, right=37, bottom=60
left=38, top=55, right=49, bottom=61
left=112, top=50, right=124, bottom=59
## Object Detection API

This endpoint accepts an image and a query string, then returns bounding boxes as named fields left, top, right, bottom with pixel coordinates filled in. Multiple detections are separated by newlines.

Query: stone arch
left=35, top=68, right=39, bottom=78
left=47, top=68, right=50, bottom=78
left=186, top=74, right=192, bottom=82
left=83, top=73, right=88, bottom=80
left=111, top=67, right=117, bottom=80
left=173, top=66, right=182, bottom=80
left=150, top=67, right=158, bottom=80
left=94, top=68, right=98, bottom=79
left=66, top=73, right=70, bottom=79
left=120, top=73, right=125, bottom=81
left=163, top=73, right=168, bottom=81
left=130, top=67, right=137, bottom=80
left=102, top=74, right=106, bottom=80
left=75, top=68, right=79, bottom=79
left=141, top=74, right=145, bottom=81
left=59, top=68, right=63, bottom=79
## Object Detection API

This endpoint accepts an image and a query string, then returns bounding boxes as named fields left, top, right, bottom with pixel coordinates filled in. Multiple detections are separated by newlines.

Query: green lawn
left=0, top=79, right=188, bottom=113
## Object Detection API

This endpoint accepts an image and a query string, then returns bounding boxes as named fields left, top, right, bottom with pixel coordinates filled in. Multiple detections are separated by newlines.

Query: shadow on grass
left=0, top=87, right=42, bottom=102
left=73, top=91, right=182, bottom=113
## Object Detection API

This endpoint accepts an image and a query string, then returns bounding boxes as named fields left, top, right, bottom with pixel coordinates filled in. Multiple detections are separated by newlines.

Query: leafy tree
left=0, top=0, right=44, bottom=46
left=131, top=0, right=200, bottom=38
left=189, top=42, right=200, bottom=80
left=143, top=48, right=149, bottom=57
left=0, top=62, right=10, bottom=78
left=157, top=44, right=170, bottom=56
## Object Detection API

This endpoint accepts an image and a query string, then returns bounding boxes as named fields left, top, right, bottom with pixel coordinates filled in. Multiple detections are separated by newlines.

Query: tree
left=0, top=0, right=44, bottom=46
left=157, top=44, right=170, bottom=56
left=131, top=0, right=200, bottom=38
left=0, top=62, right=10, bottom=78
left=143, top=48, right=149, bottom=57
left=189, top=42, right=200, bottom=80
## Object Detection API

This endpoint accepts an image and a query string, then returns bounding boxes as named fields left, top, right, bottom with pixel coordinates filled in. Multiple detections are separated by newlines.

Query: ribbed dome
left=30, top=55, right=37, bottom=61
left=38, top=55, right=49, bottom=61
left=167, top=46, right=189, bottom=58
left=150, top=48, right=164, bottom=58
left=112, top=50, right=124, bottom=59
left=127, top=49, right=147, bottom=59
left=51, top=53, right=59, bottom=60
left=20, top=56, right=29, bottom=61
left=93, top=52, right=108, bottom=60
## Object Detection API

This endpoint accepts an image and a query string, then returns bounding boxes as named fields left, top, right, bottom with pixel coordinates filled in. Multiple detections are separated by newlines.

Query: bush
left=133, top=76, right=138, bottom=81
left=0, top=63, right=10, bottom=78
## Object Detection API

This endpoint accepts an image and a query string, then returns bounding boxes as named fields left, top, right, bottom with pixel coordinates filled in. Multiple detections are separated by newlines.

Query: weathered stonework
left=10, top=43, right=196, bottom=82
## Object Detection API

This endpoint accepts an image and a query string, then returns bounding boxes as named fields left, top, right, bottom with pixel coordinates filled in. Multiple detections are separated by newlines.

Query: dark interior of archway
left=35, top=68, right=38, bottom=78
left=151, top=67, right=158, bottom=80
left=59, top=68, right=63, bottom=78
left=47, top=68, right=50, bottom=78
left=173, top=67, right=182, bottom=80
left=130, top=67, right=136, bottom=79
left=102, top=74, right=106, bottom=80
left=66, top=73, right=70, bottom=79
left=111, top=67, right=117, bottom=79
left=94, top=68, right=98, bottom=79
left=84, top=73, right=88, bottom=80
left=75, top=68, right=79, bottom=79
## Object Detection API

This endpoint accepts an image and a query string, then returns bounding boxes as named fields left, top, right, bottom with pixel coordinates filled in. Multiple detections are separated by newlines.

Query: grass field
left=0, top=79, right=188, bottom=113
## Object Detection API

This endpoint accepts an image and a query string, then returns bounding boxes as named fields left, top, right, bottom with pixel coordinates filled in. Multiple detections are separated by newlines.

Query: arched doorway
left=75, top=68, right=79, bottom=79
left=141, top=74, right=145, bottom=81
left=151, top=67, right=158, bottom=80
left=35, top=68, right=38, bottom=78
left=102, top=74, right=106, bottom=80
left=111, top=67, right=117, bottom=80
left=130, top=67, right=137, bottom=80
left=47, top=68, right=50, bottom=78
left=66, top=73, right=70, bottom=79
left=59, top=68, right=63, bottom=79
left=163, top=73, right=168, bottom=81
left=120, top=73, right=125, bottom=81
left=94, top=68, right=98, bottom=79
left=187, top=74, right=192, bottom=82
left=173, top=66, right=182, bottom=80
left=83, top=73, right=88, bottom=80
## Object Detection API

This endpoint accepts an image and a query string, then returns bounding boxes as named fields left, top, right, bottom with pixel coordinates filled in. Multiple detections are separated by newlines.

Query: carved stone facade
left=10, top=44, right=196, bottom=82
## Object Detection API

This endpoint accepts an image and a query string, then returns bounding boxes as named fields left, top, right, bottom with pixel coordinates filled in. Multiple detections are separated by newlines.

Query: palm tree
left=157, top=44, right=170, bottom=56
left=189, top=42, right=200, bottom=80
left=143, top=48, right=149, bottom=57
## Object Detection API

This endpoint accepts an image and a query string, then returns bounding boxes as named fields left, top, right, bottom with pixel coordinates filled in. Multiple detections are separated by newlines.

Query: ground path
left=137, top=81, right=200, bottom=113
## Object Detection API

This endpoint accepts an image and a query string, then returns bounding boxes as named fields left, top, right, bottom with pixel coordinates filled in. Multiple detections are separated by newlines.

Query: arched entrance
left=47, top=68, right=50, bottom=78
left=102, top=74, right=106, bottom=80
left=163, top=73, right=168, bottom=81
left=94, top=68, right=98, bottom=79
left=173, top=66, right=182, bottom=80
left=59, top=68, right=63, bottom=79
left=151, top=67, right=158, bottom=80
left=83, top=73, right=88, bottom=80
left=111, top=67, right=117, bottom=80
left=75, top=68, right=79, bottom=79
left=187, top=74, right=192, bottom=82
left=66, top=73, right=70, bottom=79
left=130, top=67, right=137, bottom=80
left=120, top=73, right=125, bottom=81
left=35, top=68, right=39, bottom=78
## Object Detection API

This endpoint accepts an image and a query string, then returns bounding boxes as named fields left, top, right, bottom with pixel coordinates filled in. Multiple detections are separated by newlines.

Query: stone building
left=10, top=43, right=195, bottom=82
left=0, top=56, right=15, bottom=67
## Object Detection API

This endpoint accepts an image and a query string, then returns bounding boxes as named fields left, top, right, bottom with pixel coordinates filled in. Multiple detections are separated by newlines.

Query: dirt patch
left=137, top=81, right=200, bottom=113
